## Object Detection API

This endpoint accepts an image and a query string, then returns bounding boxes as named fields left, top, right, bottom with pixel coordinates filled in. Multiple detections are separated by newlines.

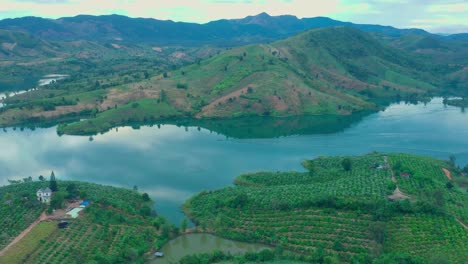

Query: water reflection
left=0, top=98, right=467, bottom=224
left=152, top=233, right=271, bottom=264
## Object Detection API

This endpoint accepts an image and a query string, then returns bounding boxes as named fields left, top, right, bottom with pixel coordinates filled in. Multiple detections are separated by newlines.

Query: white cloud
left=0, top=0, right=466, bottom=33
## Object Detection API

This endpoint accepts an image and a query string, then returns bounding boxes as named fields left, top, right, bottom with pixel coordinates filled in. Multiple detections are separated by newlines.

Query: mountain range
left=0, top=12, right=454, bottom=46
left=0, top=13, right=466, bottom=135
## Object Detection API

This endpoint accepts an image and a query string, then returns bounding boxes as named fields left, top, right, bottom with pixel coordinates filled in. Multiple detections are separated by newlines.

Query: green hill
left=0, top=181, right=179, bottom=264
left=0, top=27, right=455, bottom=135
left=161, top=27, right=438, bottom=119
left=183, top=153, right=468, bottom=263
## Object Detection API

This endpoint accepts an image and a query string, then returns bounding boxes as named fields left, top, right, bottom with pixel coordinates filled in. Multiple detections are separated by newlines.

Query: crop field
left=22, top=220, right=157, bottom=264
left=185, top=153, right=468, bottom=263
left=387, top=153, right=468, bottom=223
left=0, top=181, right=161, bottom=264
left=0, top=222, right=57, bottom=264
left=0, top=182, right=46, bottom=250
left=214, top=208, right=375, bottom=260
left=386, top=215, right=467, bottom=263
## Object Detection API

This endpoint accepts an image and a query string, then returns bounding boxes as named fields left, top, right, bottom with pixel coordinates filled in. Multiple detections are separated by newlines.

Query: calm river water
left=0, top=98, right=467, bottom=223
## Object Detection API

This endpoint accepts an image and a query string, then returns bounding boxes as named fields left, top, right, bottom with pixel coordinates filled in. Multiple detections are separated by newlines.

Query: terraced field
left=0, top=182, right=46, bottom=250
left=22, top=220, right=157, bottom=264
left=0, top=181, right=164, bottom=264
left=185, top=153, right=468, bottom=263
left=386, top=215, right=467, bottom=263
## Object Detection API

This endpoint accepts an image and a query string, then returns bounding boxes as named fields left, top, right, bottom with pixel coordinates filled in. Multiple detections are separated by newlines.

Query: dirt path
left=384, top=156, right=396, bottom=183
left=196, top=85, right=251, bottom=118
left=456, top=219, right=468, bottom=229
left=0, top=211, right=47, bottom=257
left=442, top=168, right=452, bottom=180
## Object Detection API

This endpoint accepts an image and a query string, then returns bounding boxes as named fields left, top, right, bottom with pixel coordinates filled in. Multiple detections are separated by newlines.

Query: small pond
left=151, top=233, right=271, bottom=263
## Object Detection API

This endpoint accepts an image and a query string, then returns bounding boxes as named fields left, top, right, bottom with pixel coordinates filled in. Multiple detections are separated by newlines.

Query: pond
left=0, top=98, right=467, bottom=224
left=150, top=233, right=271, bottom=263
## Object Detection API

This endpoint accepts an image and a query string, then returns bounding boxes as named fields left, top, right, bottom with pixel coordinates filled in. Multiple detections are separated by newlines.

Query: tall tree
left=181, top=218, right=188, bottom=233
left=342, top=158, right=352, bottom=171
left=49, top=171, right=58, bottom=192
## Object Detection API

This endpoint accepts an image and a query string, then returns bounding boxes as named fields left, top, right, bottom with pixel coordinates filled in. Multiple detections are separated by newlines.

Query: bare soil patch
left=197, top=85, right=252, bottom=117
left=442, top=168, right=452, bottom=180
left=268, top=95, right=288, bottom=112
left=33, top=103, right=94, bottom=118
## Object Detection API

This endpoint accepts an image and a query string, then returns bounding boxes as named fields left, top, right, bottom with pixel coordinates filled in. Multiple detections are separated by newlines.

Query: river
left=0, top=98, right=467, bottom=224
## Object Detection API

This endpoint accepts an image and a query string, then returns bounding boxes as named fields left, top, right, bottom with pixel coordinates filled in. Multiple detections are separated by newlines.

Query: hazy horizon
left=0, top=0, right=466, bottom=34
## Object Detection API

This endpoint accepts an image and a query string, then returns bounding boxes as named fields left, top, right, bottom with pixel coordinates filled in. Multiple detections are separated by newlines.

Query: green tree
left=181, top=218, right=188, bottom=233
left=66, top=183, right=79, bottom=198
left=142, top=193, right=150, bottom=202
left=49, top=171, right=58, bottom=192
left=50, top=191, right=65, bottom=209
left=449, top=154, right=456, bottom=167
left=38, top=175, right=45, bottom=181
left=342, top=158, right=352, bottom=171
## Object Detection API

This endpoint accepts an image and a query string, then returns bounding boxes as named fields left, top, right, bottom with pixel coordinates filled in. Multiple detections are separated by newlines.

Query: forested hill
left=0, top=12, right=454, bottom=46
left=0, top=26, right=459, bottom=135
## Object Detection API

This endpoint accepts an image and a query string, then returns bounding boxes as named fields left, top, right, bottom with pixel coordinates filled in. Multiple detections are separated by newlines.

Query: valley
left=0, top=9, right=467, bottom=264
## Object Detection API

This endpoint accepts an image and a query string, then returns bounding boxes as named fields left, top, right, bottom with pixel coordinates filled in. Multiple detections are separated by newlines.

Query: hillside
left=183, top=153, right=468, bottom=263
left=0, top=180, right=178, bottom=264
left=0, top=27, right=454, bottom=135
left=0, top=29, right=65, bottom=60
left=0, top=13, right=439, bottom=46
left=48, top=27, right=449, bottom=135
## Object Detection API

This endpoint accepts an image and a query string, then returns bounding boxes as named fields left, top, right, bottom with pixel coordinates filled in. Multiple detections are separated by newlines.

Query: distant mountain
left=0, top=29, right=63, bottom=59
left=0, top=13, right=444, bottom=46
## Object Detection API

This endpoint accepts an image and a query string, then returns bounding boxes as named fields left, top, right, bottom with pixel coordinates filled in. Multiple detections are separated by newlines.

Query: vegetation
left=184, top=153, right=468, bottom=263
left=1, top=27, right=460, bottom=135
left=0, top=180, right=176, bottom=264
left=0, top=222, right=57, bottom=264
left=444, top=98, right=468, bottom=110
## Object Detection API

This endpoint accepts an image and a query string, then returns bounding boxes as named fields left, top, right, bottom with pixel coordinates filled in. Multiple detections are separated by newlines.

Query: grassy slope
left=183, top=153, right=467, bottom=263
left=0, top=181, right=46, bottom=250
left=0, top=27, right=450, bottom=135
left=0, top=222, right=57, bottom=263
left=0, top=181, right=162, bottom=264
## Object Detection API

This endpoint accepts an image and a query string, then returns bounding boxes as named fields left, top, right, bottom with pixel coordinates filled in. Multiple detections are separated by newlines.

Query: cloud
left=0, top=0, right=466, bottom=33
left=428, top=3, right=467, bottom=13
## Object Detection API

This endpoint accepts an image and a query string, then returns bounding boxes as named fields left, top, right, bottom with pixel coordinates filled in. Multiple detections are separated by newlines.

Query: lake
left=0, top=98, right=467, bottom=224
left=150, top=233, right=271, bottom=263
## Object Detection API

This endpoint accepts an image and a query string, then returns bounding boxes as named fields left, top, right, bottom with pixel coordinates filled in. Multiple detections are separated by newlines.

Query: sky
left=0, top=0, right=467, bottom=34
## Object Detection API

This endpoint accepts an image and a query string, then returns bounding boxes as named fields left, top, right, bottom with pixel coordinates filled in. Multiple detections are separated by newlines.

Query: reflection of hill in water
left=5, top=112, right=371, bottom=139
left=169, top=112, right=371, bottom=139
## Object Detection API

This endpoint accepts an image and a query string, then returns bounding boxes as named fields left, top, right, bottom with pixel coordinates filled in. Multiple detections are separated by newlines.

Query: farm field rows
left=185, top=153, right=468, bottom=263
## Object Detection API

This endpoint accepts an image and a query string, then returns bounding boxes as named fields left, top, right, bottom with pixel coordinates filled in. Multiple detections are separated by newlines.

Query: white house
left=37, top=187, right=52, bottom=203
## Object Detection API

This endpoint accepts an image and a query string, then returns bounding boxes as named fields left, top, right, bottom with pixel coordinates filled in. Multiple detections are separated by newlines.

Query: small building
left=37, top=187, right=52, bottom=203
left=79, top=201, right=90, bottom=208
left=66, top=207, right=84, bottom=218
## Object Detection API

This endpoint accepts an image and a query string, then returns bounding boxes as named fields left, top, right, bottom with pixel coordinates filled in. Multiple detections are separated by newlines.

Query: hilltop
left=0, top=13, right=435, bottom=46
left=183, top=153, right=468, bottom=263
left=0, top=27, right=461, bottom=135
left=54, top=26, right=447, bottom=135
left=0, top=180, right=179, bottom=264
